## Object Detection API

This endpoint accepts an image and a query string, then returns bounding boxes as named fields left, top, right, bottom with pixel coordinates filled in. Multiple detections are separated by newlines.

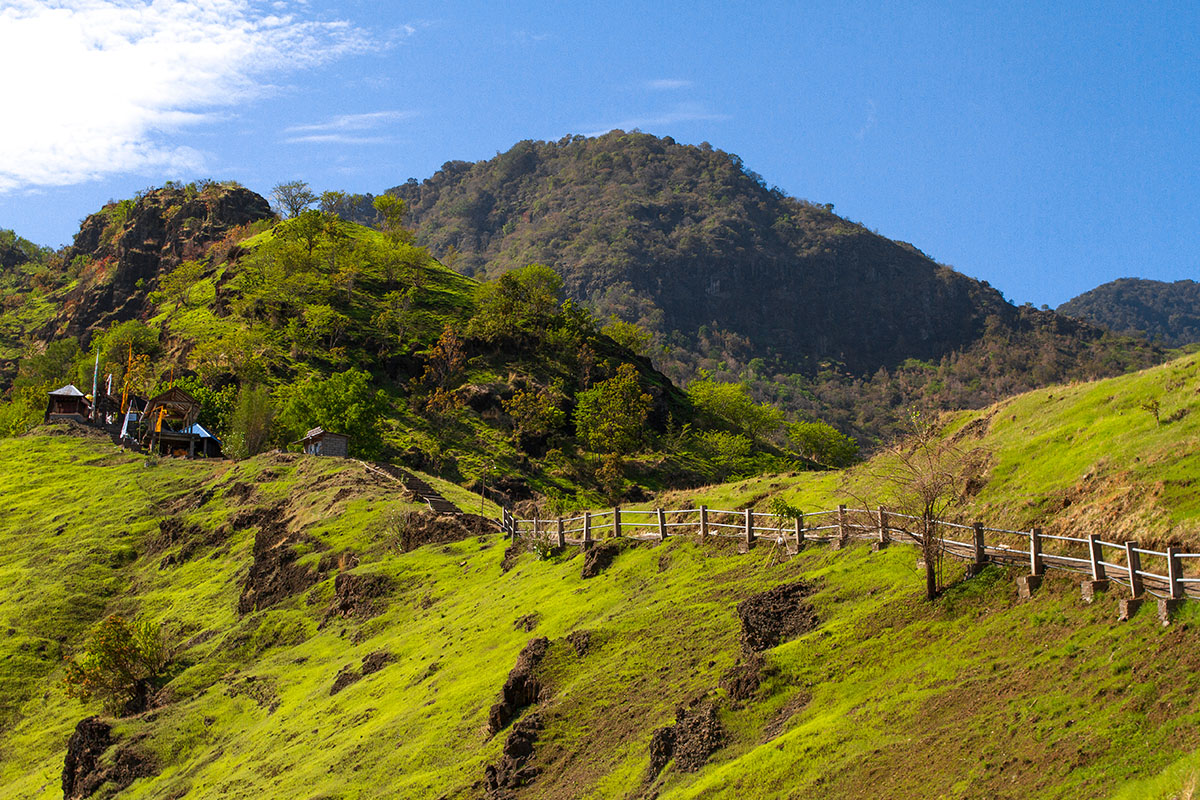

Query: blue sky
left=0, top=0, right=1196, bottom=307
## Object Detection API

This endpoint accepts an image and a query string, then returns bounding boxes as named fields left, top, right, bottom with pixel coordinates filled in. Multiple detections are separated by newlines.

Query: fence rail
left=498, top=504, right=1199, bottom=603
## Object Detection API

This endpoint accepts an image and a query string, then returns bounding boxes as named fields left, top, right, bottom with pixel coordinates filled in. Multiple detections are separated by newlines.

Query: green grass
left=2, top=423, right=1200, bottom=798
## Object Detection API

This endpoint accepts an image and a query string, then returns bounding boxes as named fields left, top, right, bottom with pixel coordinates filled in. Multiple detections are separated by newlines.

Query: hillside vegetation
left=379, top=132, right=1162, bottom=443
left=3, top=354, right=1200, bottom=798
left=1059, top=278, right=1200, bottom=348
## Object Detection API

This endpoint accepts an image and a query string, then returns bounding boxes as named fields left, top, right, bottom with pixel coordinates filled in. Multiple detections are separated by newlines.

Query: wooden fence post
left=656, top=509, right=666, bottom=542
left=583, top=511, right=592, bottom=544
left=838, top=504, right=848, bottom=539
left=1125, top=541, right=1143, bottom=597
left=877, top=506, right=890, bottom=545
left=742, top=508, right=755, bottom=551
left=1088, top=534, right=1107, bottom=581
left=1168, top=546, right=1184, bottom=599
left=556, top=517, right=565, bottom=549
left=700, top=506, right=709, bottom=539
left=1018, top=526, right=1044, bottom=598
left=613, top=507, right=622, bottom=539
left=1030, top=527, right=1044, bottom=576
left=966, top=521, right=987, bottom=576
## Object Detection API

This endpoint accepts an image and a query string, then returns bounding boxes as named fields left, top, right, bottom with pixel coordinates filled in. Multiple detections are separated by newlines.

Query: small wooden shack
left=45, top=385, right=91, bottom=423
left=295, top=427, right=350, bottom=457
left=142, top=387, right=204, bottom=457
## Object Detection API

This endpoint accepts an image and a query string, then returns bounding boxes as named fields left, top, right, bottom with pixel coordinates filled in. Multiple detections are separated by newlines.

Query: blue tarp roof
left=183, top=423, right=220, bottom=442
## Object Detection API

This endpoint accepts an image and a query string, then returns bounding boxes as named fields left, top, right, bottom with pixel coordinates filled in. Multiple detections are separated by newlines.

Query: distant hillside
left=1058, top=278, right=1200, bottom=347
left=381, top=132, right=1162, bottom=441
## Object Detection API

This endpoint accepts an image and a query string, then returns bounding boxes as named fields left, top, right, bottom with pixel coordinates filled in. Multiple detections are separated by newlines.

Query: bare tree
left=271, top=180, right=316, bottom=218
left=871, top=409, right=989, bottom=600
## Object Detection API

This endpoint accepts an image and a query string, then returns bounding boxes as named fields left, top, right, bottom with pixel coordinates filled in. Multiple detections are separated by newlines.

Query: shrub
left=64, top=616, right=173, bottom=715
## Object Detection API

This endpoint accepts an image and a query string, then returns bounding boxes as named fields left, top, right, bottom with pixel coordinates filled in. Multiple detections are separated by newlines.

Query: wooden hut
left=45, top=385, right=91, bottom=423
left=295, top=427, right=350, bottom=457
left=142, top=387, right=203, bottom=457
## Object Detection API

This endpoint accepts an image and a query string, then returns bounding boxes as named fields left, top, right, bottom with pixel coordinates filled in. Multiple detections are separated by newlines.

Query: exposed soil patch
left=487, top=637, right=549, bottom=736
left=645, top=700, right=724, bottom=781
left=513, top=612, right=541, bottom=632
left=62, top=716, right=158, bottom=800
left=566, top=629, right=593, bottom=657
left=399, top=512, right=479, bottom=551
left=581, top=541, right=622, bottom=578
left=720, top=654, right=766, bottom=704
left=224, top=480, right=255, bottom=503
left=500, top=543, right=524, bottom=573
left=737, top=580, right=819, bottom=652
left=324, top=572, right=392, bottom=621
left=484, top=712, right=543, bottom=799
left=236, top=504, right=324, bottom=615
left=152, top=516, right=226, bottom=567
left=330, top=650, right=395, bottom=696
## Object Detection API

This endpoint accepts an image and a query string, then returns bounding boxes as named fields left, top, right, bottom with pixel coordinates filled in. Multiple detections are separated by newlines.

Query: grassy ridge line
left=641, top=352, right=1200, bottom=549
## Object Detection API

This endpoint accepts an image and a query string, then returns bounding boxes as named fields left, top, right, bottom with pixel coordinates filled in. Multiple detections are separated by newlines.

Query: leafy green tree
left=469, top=264, right=564, bottom=342
left=373, top=194, right=412, bottom=243
left=788, top=420, right=859, bottom=467
left=504, top=380, right=566, bottom=439
left=271, top=180, right=316, bottom=218
left=574, top=363, right=651, bottom=455
left=64, top=615, right=172, bottom=715
left=276, top=368, right=387, bottom=458
left=226, top=384, right=276, bottom=459
left=686, top=378, right=784, bottom=441
left=601, top=316, right=652, bottom=355
left=149, top=259, right=206, bottom=308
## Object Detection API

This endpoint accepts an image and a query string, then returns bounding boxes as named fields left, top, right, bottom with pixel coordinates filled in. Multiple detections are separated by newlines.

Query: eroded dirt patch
left=324, top=572, right=392, bottom=621
left=236, top=504, right=324, bottom=615
left=581, top=541, right=622, bottom=578
left=484, top=712, right=544, bottom=799
left=62, top=716, right=157, bottom=800
left=330, top=650, right=396, bottom=696
left=737, top=580, right=819, bottom=652
left=566, top=629, right=593, bottom=657
left=645, top=700, right=724, bottom=781
left=487, top=637, right=549, bottom=736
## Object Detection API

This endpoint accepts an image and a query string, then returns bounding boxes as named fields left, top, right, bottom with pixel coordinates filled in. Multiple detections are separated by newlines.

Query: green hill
left=3, top=353, right=1200, bottom=798
left=1059, top=278, right=1200, bottom=348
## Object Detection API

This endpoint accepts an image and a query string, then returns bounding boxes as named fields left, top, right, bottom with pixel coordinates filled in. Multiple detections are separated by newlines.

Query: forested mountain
left=1058, top=278, right=1200, bottom=347
left=381, top=132, right=1162, bottom=442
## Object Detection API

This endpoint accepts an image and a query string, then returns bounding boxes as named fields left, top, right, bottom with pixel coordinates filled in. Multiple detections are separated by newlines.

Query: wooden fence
left=499, top=504, right=1200, bottom=604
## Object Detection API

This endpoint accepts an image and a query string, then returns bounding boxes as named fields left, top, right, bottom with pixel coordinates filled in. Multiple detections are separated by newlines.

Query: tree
left=271, top=180, right=316, bottom=218
left=872, top=410, right=988, bottom=600
left=601, top=316, right=652, bottom=355
left=373, top=194, right=412, bottom=243
left=686, top=378, right=784, bottom=441
left=226, top=384, right=275, bottom=459
left=788, top=420, right=859, bottom=467
left=504, top=380, right=566, bottom=439
left=276, top=368, right=387, bottom=458
left=574, top=363, right=651, bottom=455
left=64, top=615, right=172, bottom=715
left=469, top=264, right=564, bottom=342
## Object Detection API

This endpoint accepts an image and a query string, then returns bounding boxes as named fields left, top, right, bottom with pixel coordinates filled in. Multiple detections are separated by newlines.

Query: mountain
left=1058, top=278, right=1200, bottom=348
left=382, top=132, right=1163, bottom=441
left=3, top=352, right=1200, bottom=798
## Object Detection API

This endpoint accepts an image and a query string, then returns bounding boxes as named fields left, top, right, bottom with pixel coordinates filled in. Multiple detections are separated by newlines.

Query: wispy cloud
left=283, top=110, right=417, bottom=145
left=645, top=79, right=692, bottom=90
left=513, top=30, right=552, bottom=44
left=286, top=111, right=419, bottom=134
left=0, top=0, right=375, bottom=193
left=583, top=103, right=730, bottom=137
left=856, top=99, right=878, bottom=140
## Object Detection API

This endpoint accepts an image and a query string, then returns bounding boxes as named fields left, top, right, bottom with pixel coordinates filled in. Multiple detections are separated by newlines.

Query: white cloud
left=646, top=79, right=692, bottom=90
left=0, top=0, right=373, bottom=192
left=583, top=103, right=730, bottom=137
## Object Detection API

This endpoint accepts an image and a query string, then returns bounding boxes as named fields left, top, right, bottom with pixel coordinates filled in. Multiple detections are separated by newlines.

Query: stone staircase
left=367, top=462, right=462, bottom=515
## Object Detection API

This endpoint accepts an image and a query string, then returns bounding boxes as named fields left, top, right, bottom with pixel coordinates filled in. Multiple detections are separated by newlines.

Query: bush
left=64, top=616, right=173, bottom=715
left=788, top=420, right=859, bottom=467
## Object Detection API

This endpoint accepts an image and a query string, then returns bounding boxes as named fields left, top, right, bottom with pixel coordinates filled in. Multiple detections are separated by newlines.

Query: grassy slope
left=3, top=354, right=1200, bottom=799
left=654, top=350, right=1200, bottom=549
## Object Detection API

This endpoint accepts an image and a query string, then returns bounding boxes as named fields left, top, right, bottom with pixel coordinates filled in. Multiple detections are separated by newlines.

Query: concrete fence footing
left=1017, top=574, right=1043, bottom=598
left=1080, top=579, right=1110, bottom=603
